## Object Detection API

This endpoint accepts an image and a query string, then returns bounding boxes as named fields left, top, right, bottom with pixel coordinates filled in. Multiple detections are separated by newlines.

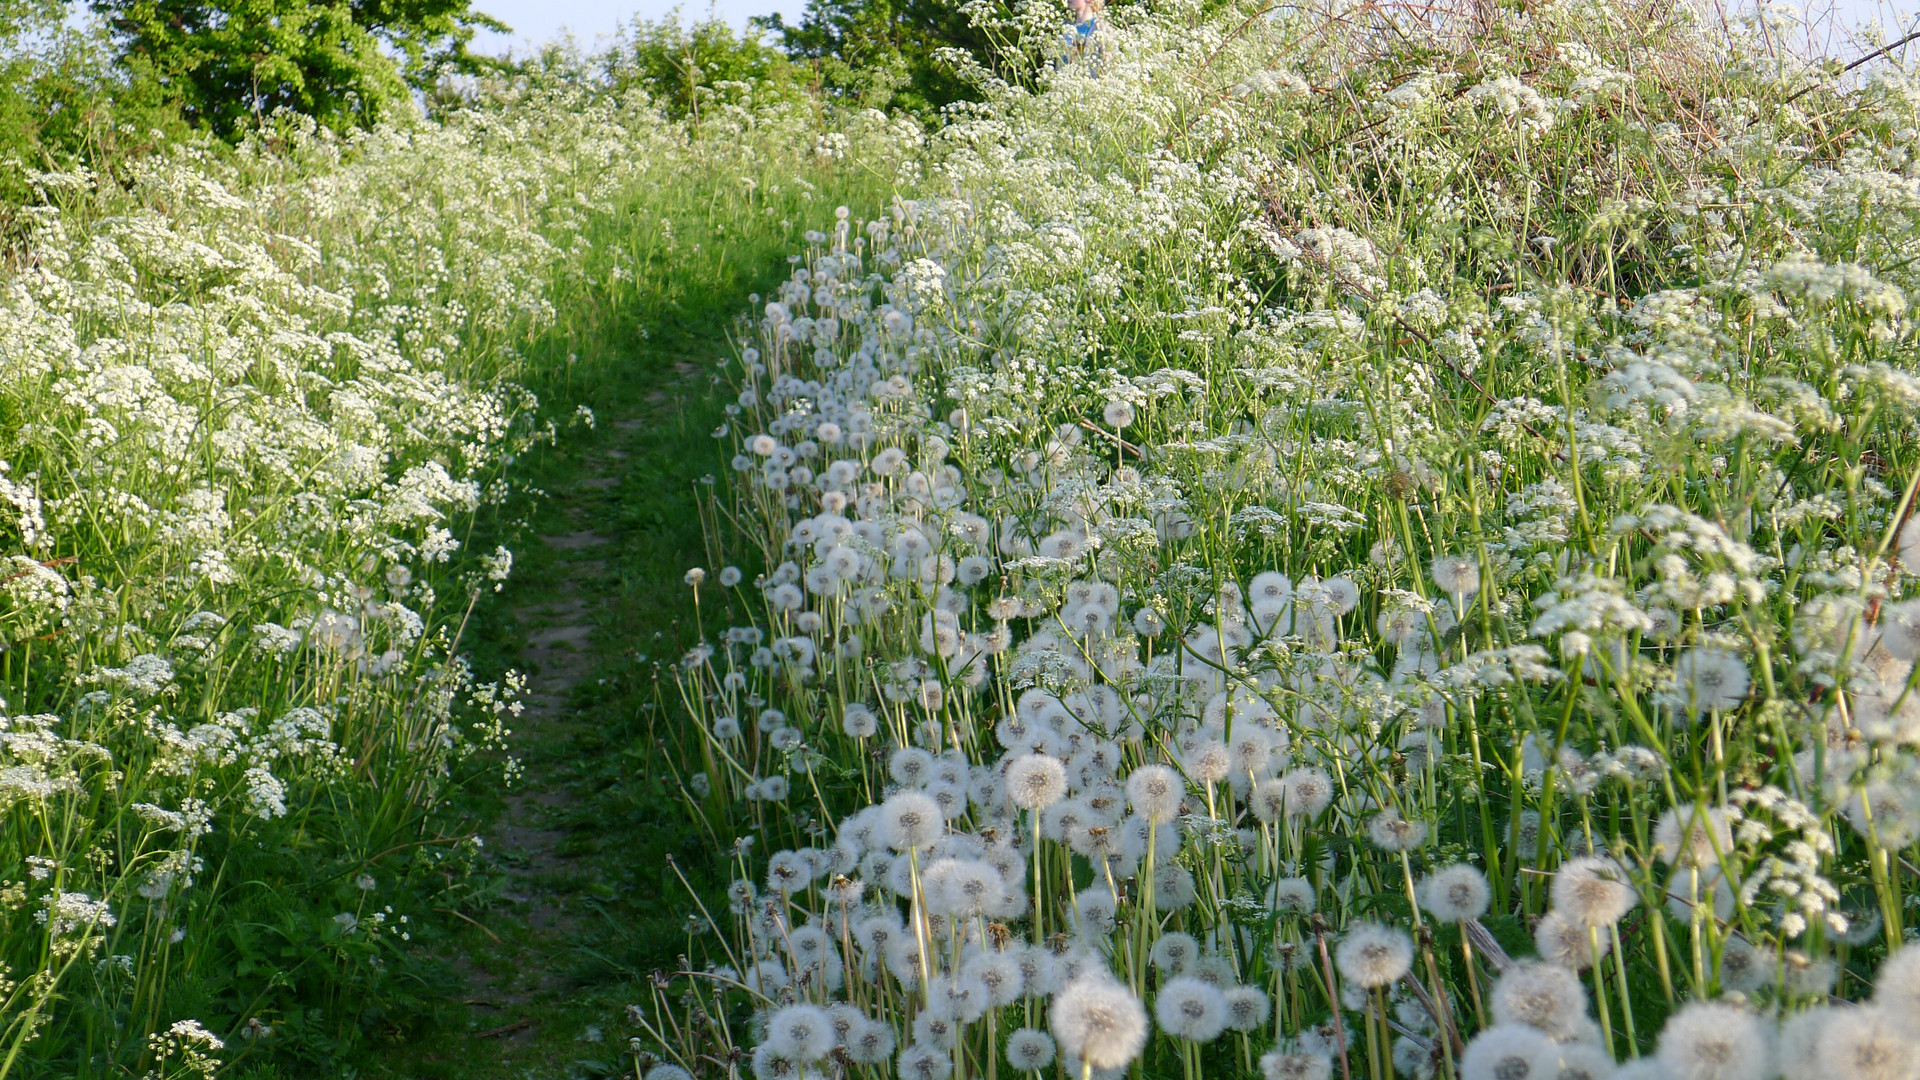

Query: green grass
left=351, top=159, right=900, bottom=1080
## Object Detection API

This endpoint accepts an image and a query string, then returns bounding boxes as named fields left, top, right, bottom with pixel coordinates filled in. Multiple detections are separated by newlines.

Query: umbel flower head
left=1050, top=975, right=1149, bottom=1071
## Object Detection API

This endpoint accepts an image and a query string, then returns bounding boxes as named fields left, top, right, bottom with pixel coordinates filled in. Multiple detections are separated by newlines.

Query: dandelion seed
left=1776, top=1007, right=1832, bottom=1080
left=1007, top=753, right=1069, bottom=810
left=1261, top=1050, right=1333, bottom=1080
left=898, top=1042, right=955, bottom=1080
left=1050, top=975, right=1150, bottom=1071
left=1556, top=1042, right=1618, bottom=1080
left=764, top=1004, right=835, bottom=1060
left=1491, top=961, right=1588, bottom=1038
left=1278, top=768, right=1333, bottom=819
left=1223, top=986, right=1271, bottom=1031
left=1007, top=1028, right=1057, bottom=1072
left=1150, top=932, right=1200, bottom=974
left=1878, top=944, right=1920, bottom=1017
left=1155, top=976, right=1228, bottom=1042
left=848, top=1021, right=897, bottom=1065
left=1717, top=935, right=1767, bottom=994
left=1462, top=1024, right=1562, bottom=1080
left=1813, top=1005, right=1919, bottom=1080
left=1432, top=555, right=1481, bottom=597
left=1268, top=877, right=1316, bottom=914
left=1656, top=1003, right=1771, bottom=1080
left=1367, top=809, right=1428, bottom=852
left=1653, top=806, right=1732, bottom=866
left=1669, top=649, right=1749, bottom=716
left=1125, top=764, right=1184, bottom=824
left=1550, top=855, right=1638, bottom=927
left=1534, top=911, right=1608, bottom=970
left=842, top=703, right=878, bottom=738
left=1420, top=865, right=1491, bottom=923
left=881, top=791, right=944, bottom=851
left=1335, top=922, right=1413, bottom=988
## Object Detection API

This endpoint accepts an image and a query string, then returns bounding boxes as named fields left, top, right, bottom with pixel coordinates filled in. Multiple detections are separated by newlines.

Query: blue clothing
left=1060, top=14, right=1100, bottom=72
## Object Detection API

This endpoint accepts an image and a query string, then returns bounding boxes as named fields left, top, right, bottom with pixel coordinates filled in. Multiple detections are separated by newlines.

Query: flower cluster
left=646, top=3, right=1920, bottom=1080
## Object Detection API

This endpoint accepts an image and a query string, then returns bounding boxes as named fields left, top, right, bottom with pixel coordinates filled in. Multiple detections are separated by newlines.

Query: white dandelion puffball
left=1103, top=400, right=1135, bottom=428
left=881, top=791, right=944, bottom=851
left=1656, top=1001, right=1772, bottom=1080
left=1268, top=876, right=1316, bottom=915
left=1261, top=1050, right=1333, bottom=1080
left=1550, top=855, right=1639, bottom=927
left=1051, top=976, right=1149, bottom=1071
left=1815, top=1006, right=1920, bottom=1080
left=1279, top=768, right=1334, bottom=819
left=1223, top=986, right=1271, bottom=1031
left=1877, top=944, right=1920, bottom=1016
left=1877, top=599, right=1920, bottom=661
left=764, top=1004, right=835, bottom=1061
left=1125, top=764, right=1184, bottom=824
left=1432, top=554, right=1481, bottom=597
left=1420, top=865, right=1491, bottom=923
left=842, top=703, right=878, bottom=738
left=1490, top=961, right=1589, bottom=1039
left=1367, top=809, right=1428, bottom=852
left=897, top=1042, right=954, bottom=1080
left=1154, top=976, right=1229, bottom=1042
left=1776, top=1007, right=1833, bottom=1080
left=1461, top=1024, right=1562, bottom=1080
left=1535, top=910, right=1608, bottom=971
left=1670, top=648, right=1750, bottom=716
left=1006, top=1028, right=1056, bottom=1072
left=1653, top=805, right=1733, bottom=866
left=1335, top=922, right=1413, bottom=988
left=1006, top=753, right=1068, bottom=811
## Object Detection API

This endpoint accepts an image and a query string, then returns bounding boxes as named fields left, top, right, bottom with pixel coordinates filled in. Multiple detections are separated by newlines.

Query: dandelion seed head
left=1261, top=1050, right=1333, bottom=1080
left=1006, top=1028, right=1056, bottom=1072
left=1125, top=764, right=1184, bottom=824
left=1462, top=1023, right=1562, bottom=1080
left=764, top=1004, right=835, bottom=1061
left=1006, top=753, right=1069, bottom=810
left=1656, top=1002, right=1771, bottom=1080
left=1491, top=961, right=1588, bottom=1039
left=1550, top=855, right=1638, bottom=927
left=881, top=791, right=944, bottom=851
left=1433, top=555, right=1482, bottom=597
left=1420, top=865, right=1491, bottom=923
left=1224, top=986, right=1271, bottom=1031
left=1050, top=975, right=1149, bottom=1071
left=1268, top=876, right=1316, bottom=914
left=1154, top=976, right=1229, bottom=1042
left=1335, top=922, right=1413, bottom=988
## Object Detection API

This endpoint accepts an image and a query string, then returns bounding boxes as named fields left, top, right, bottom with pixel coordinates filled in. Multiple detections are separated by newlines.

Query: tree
left=754, top=0, right=1011, bottom=115
left=601, top=14, right=805, bottom=120
left=93, top=0, right=504, bottom=136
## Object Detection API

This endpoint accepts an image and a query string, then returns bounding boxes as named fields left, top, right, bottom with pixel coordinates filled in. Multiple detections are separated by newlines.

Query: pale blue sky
left=466, top=0, right=1919, bottom=59
left=470, top=0, right=805, bottom=53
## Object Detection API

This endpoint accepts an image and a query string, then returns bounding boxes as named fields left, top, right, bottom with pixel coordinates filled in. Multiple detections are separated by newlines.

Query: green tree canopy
left=94, top=0, right=504, bottom=135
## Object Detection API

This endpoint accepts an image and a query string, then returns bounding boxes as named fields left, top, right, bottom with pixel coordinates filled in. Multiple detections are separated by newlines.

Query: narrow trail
left=386, top=348, right=727, bottom=1080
